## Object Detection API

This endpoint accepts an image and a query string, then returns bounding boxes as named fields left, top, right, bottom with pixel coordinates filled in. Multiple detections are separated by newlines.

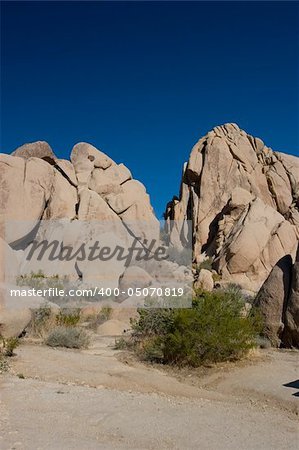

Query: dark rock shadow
left=283, top=379, right=299, bottom=397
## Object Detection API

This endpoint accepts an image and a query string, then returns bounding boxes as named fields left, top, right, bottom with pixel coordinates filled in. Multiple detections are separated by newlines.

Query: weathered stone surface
left=55, top=159, right=78, bottom=186
left=283, top=244, right=299, bottom=347
left=165, top=124, right=299, bottom=291
left=216, top=197, right=297, bottom=291
left=11, top=141, right=56, bottom=160
left=0, top=237, right=21, bottom=285
left=105, top=180, right=147, bottom=214
left=253, top=255, right=293, bottom=347
left=0, top=154, right=54, bottom=244
left=77, top=189, right=132, bottom=245
left=194, top=269, right=214, bottom=292
left=43, top=169, right=78, bottom=220
left=89, top=164, right=131, bottom=195
left=70, top=142, right=113, bottom=194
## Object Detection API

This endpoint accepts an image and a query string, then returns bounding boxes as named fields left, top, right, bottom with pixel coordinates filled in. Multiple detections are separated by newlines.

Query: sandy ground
left=0, top=337, right=298, bottom=449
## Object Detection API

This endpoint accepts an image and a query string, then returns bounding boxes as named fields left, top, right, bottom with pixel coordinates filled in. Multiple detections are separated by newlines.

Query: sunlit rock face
left=165, top=123, right=299, bottom=291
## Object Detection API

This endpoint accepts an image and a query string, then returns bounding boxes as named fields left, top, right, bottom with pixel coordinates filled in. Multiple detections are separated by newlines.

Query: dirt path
left=0, top=339, right=298, bottom=449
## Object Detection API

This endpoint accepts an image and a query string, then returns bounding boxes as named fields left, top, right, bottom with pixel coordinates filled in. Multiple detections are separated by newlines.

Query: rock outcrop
left=0, top=140, right=160, bottom=314
left=165, top=123, right=299, bottom=291
left=253, top=255, right=293, bottom=347
left=282, top=244, right=299, bottom=347
left=0, top=154, right=55, bottom=244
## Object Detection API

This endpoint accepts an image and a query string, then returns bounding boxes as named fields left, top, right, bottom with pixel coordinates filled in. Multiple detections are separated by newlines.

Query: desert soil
left=0, top=336, right=298, bottom=450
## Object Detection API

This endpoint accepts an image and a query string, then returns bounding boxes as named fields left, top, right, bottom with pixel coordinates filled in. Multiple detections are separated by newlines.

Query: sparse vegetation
left=0, top=355, right=9, bottom=373
left=45, top=326, right=90, bottom=349
left=194, top=257, right=214, bottom=272
left=28, top=304, right=55, bottom=338
left=16, top=270, right=67, bottom=303
left=114, top=337, right=132, bottom=350
left=1, top=336, right=20, bottom=357
left=56, top=309, right=81, bottom=327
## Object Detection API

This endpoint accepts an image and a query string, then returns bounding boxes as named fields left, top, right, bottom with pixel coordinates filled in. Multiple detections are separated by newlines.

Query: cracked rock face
left=165, top=123, right=299, bottom=291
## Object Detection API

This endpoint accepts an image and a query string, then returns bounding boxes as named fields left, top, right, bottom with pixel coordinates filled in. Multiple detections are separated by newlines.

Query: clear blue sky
left=1, top=1, right=298, bottom=217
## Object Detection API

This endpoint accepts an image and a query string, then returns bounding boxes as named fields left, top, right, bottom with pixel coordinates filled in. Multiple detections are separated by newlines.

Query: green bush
left=131, top=289, right=261, bottom=366
left=45, top=326, right=90, bottom=349
left=131, top=308, right=174, bottom=337
left=194, top=257, right=214, bottom=272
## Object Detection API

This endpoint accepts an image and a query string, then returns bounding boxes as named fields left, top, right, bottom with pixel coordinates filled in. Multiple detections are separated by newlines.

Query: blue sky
left=1, top=1, right=298, bottom=217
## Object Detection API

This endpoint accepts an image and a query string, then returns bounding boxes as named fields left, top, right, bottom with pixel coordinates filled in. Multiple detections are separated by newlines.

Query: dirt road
left=0, top=339, right=298, bottom=449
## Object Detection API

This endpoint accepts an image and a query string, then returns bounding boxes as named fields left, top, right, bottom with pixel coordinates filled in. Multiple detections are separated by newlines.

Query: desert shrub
left=131, top=290, right=261, bottom=366
left=131, top=308, right=174, bottom=337
left=0, top=355, right=9, bottom=372
left=194, top=257, right=213, bottom=272
left=1, top=337, right=20, bottom=357
left=114, top=336, right=134, bottom=350
left=86, top=306, right=112, bottom=331
left=55, top=308, right=81, bottom=327
left=255, top=335, right=271, bottom=349
left=28, top=305, right=56, bottom=338
left=45, top=326, right=90, bottom=349
left=212, top=272, right=221, bottom=282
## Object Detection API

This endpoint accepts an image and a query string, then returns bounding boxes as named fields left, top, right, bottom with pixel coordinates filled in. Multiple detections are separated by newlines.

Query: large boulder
left=0, top=154, right=55, bottom=244
left=253, top=255, right=293, bottom=347
left=283, top=244, right=299, bottom=347
left=194, top=269, right=214, bottom=292
left=165, top=124, right=299, bottom=291
left=11, top=141, right=56, bottom=160
left=216, top=197, right=297, bottom=291
left=70, top=142, right=113, bottom=194
left=0, top=283, right=58, bottom=338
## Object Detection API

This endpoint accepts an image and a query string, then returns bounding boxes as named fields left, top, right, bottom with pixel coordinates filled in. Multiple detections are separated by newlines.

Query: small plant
left=45, top=326, right=90, bottom=349
left=212, top=272, right=221, bottom=282
left=17, top=373, right=25, bottom=379
left=28, top=305, right=55, bottom=338
left=0, top=356, right=9, bottom=373
left=2, top=337, right=20, bottom=357
left=114, top=337, right=130, bottom=350
left=194, top=257, right=213, bottom=272
left=56, top=309, right=81, bottom=327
